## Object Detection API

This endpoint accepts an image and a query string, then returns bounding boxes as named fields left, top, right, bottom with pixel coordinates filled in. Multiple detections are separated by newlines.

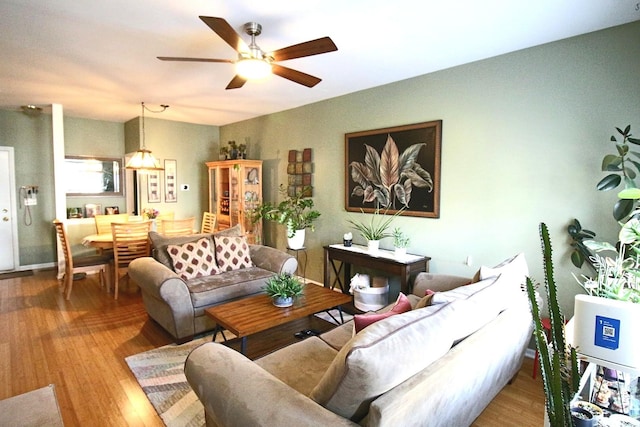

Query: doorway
left=0, top=147, right=19, bottom=271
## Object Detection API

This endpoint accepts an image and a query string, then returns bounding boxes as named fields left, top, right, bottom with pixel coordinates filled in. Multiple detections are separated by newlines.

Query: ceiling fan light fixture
left=236, top=58, right=271, bottom=80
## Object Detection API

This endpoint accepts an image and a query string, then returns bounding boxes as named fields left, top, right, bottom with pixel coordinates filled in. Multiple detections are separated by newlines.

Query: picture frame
left=84, top=203, right=102, bottom=218
left=147, top=170, right=161, bottom=203
left=345, top=120, right=442, bottom=218
left=164, top=159, right=177, bottom=203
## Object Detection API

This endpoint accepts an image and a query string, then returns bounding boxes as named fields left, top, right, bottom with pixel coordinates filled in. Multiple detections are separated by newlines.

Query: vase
left=367, top=240, right=380, bottom=252
left=394, top=247, right=407, bottom=257
left=272, top=296, right=293, bottom=308
left=287, top=229, right=306, bottom=249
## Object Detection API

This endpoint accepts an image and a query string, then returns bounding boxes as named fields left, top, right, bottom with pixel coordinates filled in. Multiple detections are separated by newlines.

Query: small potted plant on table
left=264, top=273, right=304, bottom=308
left=392, top=227, right=410, bottom=257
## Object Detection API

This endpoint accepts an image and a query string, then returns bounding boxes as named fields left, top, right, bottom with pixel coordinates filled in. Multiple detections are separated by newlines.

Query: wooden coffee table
left=205, top=284, right=352, bottom=354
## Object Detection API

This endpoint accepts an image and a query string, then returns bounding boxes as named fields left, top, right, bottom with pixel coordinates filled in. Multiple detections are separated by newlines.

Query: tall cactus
left=526, top=223, right=581, bottom=426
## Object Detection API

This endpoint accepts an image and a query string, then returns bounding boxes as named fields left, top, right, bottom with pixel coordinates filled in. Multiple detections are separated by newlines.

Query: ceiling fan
left=158, top=16, right=338, bottom=90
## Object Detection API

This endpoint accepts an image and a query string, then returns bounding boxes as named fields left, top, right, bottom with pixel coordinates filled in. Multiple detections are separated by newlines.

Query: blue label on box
left=594, top=315, right=620, bottom=350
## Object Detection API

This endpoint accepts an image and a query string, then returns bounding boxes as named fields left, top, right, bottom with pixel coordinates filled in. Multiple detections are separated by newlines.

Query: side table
left=323, top=244, right=430, bottom=295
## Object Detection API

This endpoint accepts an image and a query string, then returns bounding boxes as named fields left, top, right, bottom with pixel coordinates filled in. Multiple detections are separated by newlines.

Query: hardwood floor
left=0, top=269, right=545, bottom=426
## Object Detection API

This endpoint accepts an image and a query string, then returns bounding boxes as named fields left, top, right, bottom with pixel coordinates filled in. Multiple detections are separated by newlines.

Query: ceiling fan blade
left=157, top=56, right=234, bottom=63
left=226, top=75, right=247, bottom=90
left=271, top=64, right=321, bottom=88
left=270, top=37, right=337, bottom=62
left=199, top=16, right=249, bottom=53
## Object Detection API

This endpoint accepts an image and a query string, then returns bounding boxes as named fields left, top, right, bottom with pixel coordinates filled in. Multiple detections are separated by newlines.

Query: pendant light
left=125, top=102, right=169, bottom=171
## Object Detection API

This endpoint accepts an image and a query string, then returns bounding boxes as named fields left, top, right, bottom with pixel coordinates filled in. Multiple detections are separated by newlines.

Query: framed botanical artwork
left=147, top=170, right=161, bottom=203
left=164, top=159, right=177, bottom=203
left=345, top=120, right=442, bottom=218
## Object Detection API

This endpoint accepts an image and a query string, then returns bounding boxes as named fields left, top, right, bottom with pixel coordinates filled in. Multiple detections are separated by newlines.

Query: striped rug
left=125, top=310, right=351, bottom=426
left=125, top=333, right=232, bottom=427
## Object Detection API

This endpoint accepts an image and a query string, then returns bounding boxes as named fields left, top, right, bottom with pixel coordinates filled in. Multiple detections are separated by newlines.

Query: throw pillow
left=215, top=235, right=253, bottom=272
left=430, top=275, right=499, bottom=305
left=414, top=289, right=435, bottom=309
left=479, top=253, right=528, bottom=287
left=354, top=293, right=412, bottom=333
left=167, top=237, right=220, bottom=280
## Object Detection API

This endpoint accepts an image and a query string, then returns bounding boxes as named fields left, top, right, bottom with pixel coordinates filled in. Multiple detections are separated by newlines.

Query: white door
left=0, top=147, right=19, bottom=271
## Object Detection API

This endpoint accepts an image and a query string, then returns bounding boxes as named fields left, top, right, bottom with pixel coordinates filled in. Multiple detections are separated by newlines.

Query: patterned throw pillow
left=215, top=236, right=253, bottom=272
left=167, top=237, right=220, bottom=280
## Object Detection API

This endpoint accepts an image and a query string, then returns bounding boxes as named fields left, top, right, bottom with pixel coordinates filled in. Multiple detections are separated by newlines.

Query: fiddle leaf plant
left=596, top=125, right=640, bottom=221
left=257, top=185, right=320, bottom=238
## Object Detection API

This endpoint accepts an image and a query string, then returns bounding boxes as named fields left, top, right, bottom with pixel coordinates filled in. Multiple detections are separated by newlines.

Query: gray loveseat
left=184, top=253, right=534, bottom=427
left=129, top=226, right=297, bottom=343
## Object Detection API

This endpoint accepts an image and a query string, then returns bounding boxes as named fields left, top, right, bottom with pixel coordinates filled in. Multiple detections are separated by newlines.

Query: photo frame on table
left=84, top=203, right=102, bottom=218
left=345, top=120, right=442, bottom=218
left=164, top=159, right=177, bottom=203
left=147, top=170, right=161, bottom=203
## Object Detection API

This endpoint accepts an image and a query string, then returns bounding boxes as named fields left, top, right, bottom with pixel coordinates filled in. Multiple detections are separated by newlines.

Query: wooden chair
left=111, top=221, right=152, bottom=300
left=95, top=213, right=130, bottom=234
left=53, top=219, right=113, bottom=300
left=158, top=217, right=196, bottom=237
left=201, top=212, right=217, bottom=233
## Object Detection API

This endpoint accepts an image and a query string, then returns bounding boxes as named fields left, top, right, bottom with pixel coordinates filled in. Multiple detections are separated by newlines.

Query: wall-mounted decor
left=287, top=148, right=313, bottom=197
left=147, top=170, right=161, bottom=203
left=345, top=120, right=442, bottom=218
left=164, top=159, right=177, bottom=203
left=84, top=203, right=102, bottom=218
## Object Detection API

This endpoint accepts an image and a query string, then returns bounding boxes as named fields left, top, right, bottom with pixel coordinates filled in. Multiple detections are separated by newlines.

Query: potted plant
left=219, top=145, right=229, bottom=160
left=346, top=207, right=403, bottom=251
left=264, top=272, right=304, bottom=307
left=574, top=212, right=640, bottom=303
left=525, top=223, right=587, bottom=427
left=392, top=227, right=410, bottom=257
left=258, top=185, right=320, bottom=249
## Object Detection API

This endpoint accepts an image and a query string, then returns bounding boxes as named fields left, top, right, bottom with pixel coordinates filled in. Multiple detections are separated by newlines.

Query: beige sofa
left=184, top=253, right=534, bottom=427
left=128, top=226, right=297, bottom=343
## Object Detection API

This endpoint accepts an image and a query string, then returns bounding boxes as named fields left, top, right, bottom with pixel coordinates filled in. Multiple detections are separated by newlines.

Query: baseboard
left=525, top=348, right=536, bottom=359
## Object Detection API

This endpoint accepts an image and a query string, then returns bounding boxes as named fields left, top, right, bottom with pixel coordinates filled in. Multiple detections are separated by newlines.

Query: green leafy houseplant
left=574, top=213, right=640, bottom=303
left=596, top=125, right=640, bottom=221
left=346, top=207, right=403, bottom=241
left=263, top=273, right=304, bottom=299
left=525, top=223, right=581, bottom=427
left=392, top=227, right=410, bottom=248
left=258, top=185, right=321, bottom=238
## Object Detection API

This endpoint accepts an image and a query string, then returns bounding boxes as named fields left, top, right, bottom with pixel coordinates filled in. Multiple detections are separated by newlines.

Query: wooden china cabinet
left=206, top=159, right=263, bottom=244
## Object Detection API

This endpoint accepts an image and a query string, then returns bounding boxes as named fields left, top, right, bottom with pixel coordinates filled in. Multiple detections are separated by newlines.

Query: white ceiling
left=1, top=0, right=639, bottom=126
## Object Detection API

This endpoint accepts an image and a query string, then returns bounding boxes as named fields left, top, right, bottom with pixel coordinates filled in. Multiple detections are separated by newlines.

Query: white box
left=573, top=294, right=640, bottom=372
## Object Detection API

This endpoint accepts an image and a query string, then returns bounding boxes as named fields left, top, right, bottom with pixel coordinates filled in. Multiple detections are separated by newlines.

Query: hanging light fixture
left=125, top=102, right=169, bottom=171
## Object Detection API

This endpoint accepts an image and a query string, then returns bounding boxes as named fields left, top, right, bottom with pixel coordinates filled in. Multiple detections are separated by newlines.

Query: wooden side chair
left=53, top=219, right=113, bottom=300
left=158, top=217, right=196, bottom=237
left=201, top=212, right=217, bottom=233
left=95, top=213, right=130, bottom=234
left=111, top=221, right=152, bottom=300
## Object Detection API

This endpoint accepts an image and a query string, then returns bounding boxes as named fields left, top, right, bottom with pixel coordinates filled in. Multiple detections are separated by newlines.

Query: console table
left=323, top=244, right=430, bottom=295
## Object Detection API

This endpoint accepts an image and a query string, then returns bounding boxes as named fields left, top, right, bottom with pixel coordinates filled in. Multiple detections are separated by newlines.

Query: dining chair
left=158, top=217, right=196, bottom=237
left=95, top=213, right=130, bottom=234
left=201, top=212, right=217, bottom=233
left=53, top=219, right=113, bottom=300
left=111, top=221, right=152, bottom=300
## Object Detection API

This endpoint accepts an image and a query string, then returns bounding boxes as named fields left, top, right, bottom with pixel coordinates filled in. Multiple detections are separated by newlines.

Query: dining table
left=82, top=233, right=115, bottom=250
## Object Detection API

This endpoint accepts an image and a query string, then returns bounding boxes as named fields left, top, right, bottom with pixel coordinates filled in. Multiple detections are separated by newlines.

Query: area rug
left=314, top=308, right=354, bottom=325
left=0, top=384, right=64, bottom=426
left=126, top=312, right=351, bottom=427
left=125, top=332, right=235, bottom=427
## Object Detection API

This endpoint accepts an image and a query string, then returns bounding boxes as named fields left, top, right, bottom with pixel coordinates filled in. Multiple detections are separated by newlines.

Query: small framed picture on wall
left=147, top=170, right=161, bottom=203
left=164, top=159, right=177, bottom=203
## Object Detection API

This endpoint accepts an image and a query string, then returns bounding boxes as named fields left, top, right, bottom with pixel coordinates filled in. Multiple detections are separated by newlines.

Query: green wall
left=0, top=109, right=219, bottom=267
left=220, top=21, right=640, bottom=316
